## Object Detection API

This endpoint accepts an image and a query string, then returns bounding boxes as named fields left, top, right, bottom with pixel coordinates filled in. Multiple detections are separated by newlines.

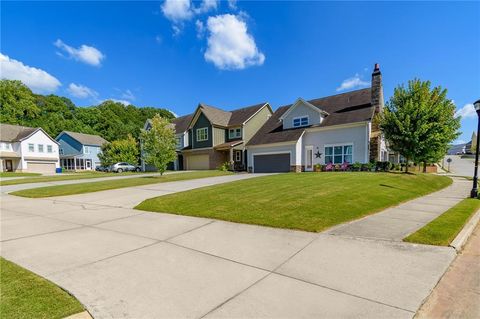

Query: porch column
left=229, top=147, right=234, bottom=170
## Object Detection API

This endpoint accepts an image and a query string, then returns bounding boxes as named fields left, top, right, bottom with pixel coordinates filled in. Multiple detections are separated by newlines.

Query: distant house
left=0, top=123, right=60, bottom=174
left=56, top=131, right=108, bottom=170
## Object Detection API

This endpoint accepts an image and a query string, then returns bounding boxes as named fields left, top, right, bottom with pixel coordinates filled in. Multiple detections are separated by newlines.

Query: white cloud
left=204, top=14, right=265, bottom=70
left=155, top=35, right=163, bottom=44
left=67, top=83, right=98, bottom=99
left=194, top=0, right=218, bottom=14
left=195, top=20, right=205, bottom=38
left=161, top=0, right=193, bottom=22
left=54, top=39, right=105, bottom=66
left=455, top=103, right=476, bottom=120
left=120, top=89, right=136, bottom=101
left=336, top=74, right=369, bottom=92
left=227, top=0, right=237, bottom=9
left=0, top=53, right=61, bottom=93
left=103, top=99, right=131, bottom=106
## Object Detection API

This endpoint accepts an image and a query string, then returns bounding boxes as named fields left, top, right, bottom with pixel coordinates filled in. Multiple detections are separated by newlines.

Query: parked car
left=95, top=165, right=109, bottom=172
left=110, top=162, right=141, bottom=173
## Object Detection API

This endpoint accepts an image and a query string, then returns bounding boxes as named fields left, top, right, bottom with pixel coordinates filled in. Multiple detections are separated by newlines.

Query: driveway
left=0, top=174, right=466, bottom=318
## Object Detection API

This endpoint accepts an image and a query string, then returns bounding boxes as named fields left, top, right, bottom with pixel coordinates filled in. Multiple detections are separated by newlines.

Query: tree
left=140, top=114, right=177, bottom=175
left=98, top=135, right=139, bottom=166
left=0, top=80, right=39, bottom=124
left=380, top=79, right=460, bottom=172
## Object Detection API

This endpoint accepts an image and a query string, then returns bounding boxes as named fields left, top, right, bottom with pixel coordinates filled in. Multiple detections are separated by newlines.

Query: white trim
left=235, top=150, right=242, bottom=162
left=305, top=145, right=314, bottom=171
left=251, top=151, right=292, bottom=173
left=292, top=115, right=309, bottom=128
left=365, top=122, right=370, bottom=163
left=247, top=141, right=297, bottom=149
left=21, top=128, right=59, bottom=145
left=196, top=127, right=208, bottom=142
left=279, top=98, right=329, bottom=121
left=228, top=127, right=242, bottom=139
left=324, top=143, right=354, bottom=165
left=306, top=121, right=369, bottom=133
left=242, top=103, right=273, bottom=125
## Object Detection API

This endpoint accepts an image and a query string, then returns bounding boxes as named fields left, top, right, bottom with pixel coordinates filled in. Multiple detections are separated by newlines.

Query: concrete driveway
left=0, top=174, right=465, bottom=318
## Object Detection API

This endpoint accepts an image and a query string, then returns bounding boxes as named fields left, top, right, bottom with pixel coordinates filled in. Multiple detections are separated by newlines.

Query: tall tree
left=98, top=135, right=139, bottom=166
left=140, top=114, right=177, bottom=175
left=0, top=80, right=39, bottom=124
left=380, top=79, right=460, bottom=172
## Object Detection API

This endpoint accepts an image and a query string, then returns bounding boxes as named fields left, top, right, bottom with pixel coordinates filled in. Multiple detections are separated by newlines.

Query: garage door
left=254, top=153, right=290, bottom=173
left=26, top=162, right=56, bottom=174
left=186, top=155, right=209, bottom=170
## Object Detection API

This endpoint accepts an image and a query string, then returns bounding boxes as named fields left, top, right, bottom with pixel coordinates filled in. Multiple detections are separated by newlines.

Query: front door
left=5, top=160, right=13, bottom=172
left=86, top=159, right=92, bottom=170
left=305, top=146, right=313, bottom=171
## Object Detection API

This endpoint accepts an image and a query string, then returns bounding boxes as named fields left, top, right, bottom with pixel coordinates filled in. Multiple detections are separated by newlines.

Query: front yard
left=136, top=172, right=451, bottom=232
left=0, top=257, right=84, bottom=319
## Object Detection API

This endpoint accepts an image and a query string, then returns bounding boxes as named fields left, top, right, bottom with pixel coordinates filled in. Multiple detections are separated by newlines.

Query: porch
left=214, top=141, right=246, bottom=171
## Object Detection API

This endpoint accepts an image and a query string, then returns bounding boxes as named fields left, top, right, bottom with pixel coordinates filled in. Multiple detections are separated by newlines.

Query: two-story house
left=181, top=102, right=273, bottom=170
left=0, top=123, right=60, bottom=174
left=56, top=131, right=108, bottom=170
left=246, top=64, right=388, bottom=172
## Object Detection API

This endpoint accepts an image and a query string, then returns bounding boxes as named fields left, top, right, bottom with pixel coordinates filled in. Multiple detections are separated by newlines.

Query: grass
left=0, top=171, right=145, bottom=186
left=0, top=257, right=84, bottom=319
left=0, top=172, right=41, bottom=178
left=135, top=172, right=452, bottom=232
left=403, top=198, right=480, bottom=246
left=11, top=170, right=232, bottom=198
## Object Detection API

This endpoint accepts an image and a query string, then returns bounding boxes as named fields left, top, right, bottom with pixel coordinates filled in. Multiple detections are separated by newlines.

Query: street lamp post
left=470, top=99, right=480, bottom=198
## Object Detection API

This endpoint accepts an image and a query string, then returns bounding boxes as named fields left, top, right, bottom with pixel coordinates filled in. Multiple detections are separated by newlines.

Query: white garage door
left=27, top=162, right=56, bottom=174
left=186, top=155, right=209, bottom=170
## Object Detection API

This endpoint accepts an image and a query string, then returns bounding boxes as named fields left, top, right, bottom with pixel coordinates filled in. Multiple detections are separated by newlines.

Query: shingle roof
left=172, top=114, right=194, bottom=133
left=60, top=131, right=108, bottom=146
left=196, top=102, right=267, bottom=127
left=247, top=88, right=374, bottom=146
left=0, top=124, right=38, bottom=142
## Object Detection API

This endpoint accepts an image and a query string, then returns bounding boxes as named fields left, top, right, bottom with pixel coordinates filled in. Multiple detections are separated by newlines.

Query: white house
left=0, top=124, right=60, bottom=174
left=246, top=64, right=388, bottom=172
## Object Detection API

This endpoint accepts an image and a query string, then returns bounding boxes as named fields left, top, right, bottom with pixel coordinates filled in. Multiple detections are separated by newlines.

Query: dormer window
left=293, top=116, right=309, bottom=128
left=229, top=128, right=242, bottom=139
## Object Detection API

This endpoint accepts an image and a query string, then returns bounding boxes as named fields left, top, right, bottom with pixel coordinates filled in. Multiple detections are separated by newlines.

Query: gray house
left=56, top=131, right=108, bottom=170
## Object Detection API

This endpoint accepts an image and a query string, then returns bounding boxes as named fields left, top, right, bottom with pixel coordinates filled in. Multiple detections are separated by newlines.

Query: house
left=56, top=131, right=108, bottom=170
left=245, top=64, right=388, bottom=173
left=0, top=123, right=60, bottom=174
left=181, top=102, right=273, bottom=170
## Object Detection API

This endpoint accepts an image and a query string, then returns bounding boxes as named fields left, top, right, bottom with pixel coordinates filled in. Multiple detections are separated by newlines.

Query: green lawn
left=0, top=171, right=145, bottom=186
left=135, top=172, right=452, bottom=232
left=404, top=198, right=480, bottom=246
left=0, top=172, right=41, bottom=178
left=0, top=257, right=84, bottom=319
left=11, top=171, right=232, bottom=198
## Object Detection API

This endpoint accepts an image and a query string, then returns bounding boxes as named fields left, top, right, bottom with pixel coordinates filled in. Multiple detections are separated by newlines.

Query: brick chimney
left=369, top=63, right=384, bottom=162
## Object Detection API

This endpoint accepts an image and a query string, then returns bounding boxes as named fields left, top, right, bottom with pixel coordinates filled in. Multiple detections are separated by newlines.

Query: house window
left=324, top=145, right=353, bottom=164
left=0, top=142, right=11, bottom=150
left=235, top=151, right=242, bottom=162
left=28, top=143, right=34, bottom=152
left=38, top=144, right=44, bottom=153
left=59, top=148, right=64, bottom=155
left=176, top=137, right=182, bottom=148
left=47, top=145, right=53, bottom=153
left=196, top=127, right=208, bottom=142
left=293, top=116, right=309, bottom=128
left=84, top=146, right=90, bottom=154
left=229, top=128, right=242, bottom=139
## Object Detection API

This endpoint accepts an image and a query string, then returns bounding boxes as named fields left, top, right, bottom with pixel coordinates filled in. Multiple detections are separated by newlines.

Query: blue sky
left=2, top=1, right=479, bottom=144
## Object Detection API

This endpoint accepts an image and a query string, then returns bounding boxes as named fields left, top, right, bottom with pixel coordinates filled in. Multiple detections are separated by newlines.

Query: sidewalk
left=415, top=222, right=480, bottom=318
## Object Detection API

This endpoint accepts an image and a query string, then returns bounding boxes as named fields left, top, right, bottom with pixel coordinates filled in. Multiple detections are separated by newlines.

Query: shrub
left=218, top=162, right=230, bottom=172
left=352, top=162, right=362, bottom=171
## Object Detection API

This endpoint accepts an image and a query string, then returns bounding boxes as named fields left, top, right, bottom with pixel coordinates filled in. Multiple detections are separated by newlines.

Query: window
left=38, top=144, right=44, bottom=153
left=84, top=146, right=90, bottom=154
left=59, top=148, right=64, bottom=155
left=176, top=137, right=182, bottom=148
left=293, top=116, right=309, bottom=127
left=324, top=144, right=353, bottom=164
left=196, top=127, right=208, bottom=142
left=47, top=145, right=53, bottom=153
left=229, top=128, right=242, bottom=139
left=235, top=151, right=242, bottom=162
left=28, top=143, right=34, bottom=152
left=0, top=142, right=11, bottom=150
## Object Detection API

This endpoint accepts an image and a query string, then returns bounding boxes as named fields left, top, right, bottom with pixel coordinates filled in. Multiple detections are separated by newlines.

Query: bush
left=352, top=162, right=362, bottom=171
left=376, top=161, right=392, bottom=172
left=218, top=162, right=230, bottom=172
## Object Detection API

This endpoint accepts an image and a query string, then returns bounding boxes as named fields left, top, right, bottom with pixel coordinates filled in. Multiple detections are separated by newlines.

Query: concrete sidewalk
left=415, top=222, right=480, bottom=319
left=0, top=174, right=463, bottom=318
left=326, top=177, right=470, bottom=241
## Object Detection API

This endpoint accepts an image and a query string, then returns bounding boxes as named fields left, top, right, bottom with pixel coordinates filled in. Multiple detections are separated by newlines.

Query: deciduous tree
left=98, top=135, right=139, bottom=166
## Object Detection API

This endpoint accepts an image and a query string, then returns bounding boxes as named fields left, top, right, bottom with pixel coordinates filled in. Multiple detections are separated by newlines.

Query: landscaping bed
left=135, top=172, right=451, bottom=232
left=11, top=171, right=232, bottom=198
left=0, top=257, right=84, bottom=319
left=404, top=198, right=480, bottom=246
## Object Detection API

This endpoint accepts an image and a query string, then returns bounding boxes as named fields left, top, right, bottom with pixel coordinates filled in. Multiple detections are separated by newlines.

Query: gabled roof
left=279, top=98, right=329, bottom=120
left=0, top=123, right=58, bottom=144
left=247, top=88, right=374, bottom=146
left=172, top=113, right=194, bottom=133
left=58, top=131, right=108, bottom=146
left=189, top=102, right=268, bottom=129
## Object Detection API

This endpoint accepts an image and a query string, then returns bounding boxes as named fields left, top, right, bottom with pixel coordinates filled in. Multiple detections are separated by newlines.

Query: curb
left=450, top=208, right=480, bottom=252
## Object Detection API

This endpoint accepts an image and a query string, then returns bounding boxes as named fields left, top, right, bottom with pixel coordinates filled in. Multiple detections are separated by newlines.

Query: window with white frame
left=176, top=137, right=182, bottom=148
left=84, top=146, right=90, bottom=154
left=196, top=127, right=208, bottom=142
left=0, top=142, right=11, bottom=150
left=59, top=148, right=64, bottom=155
left=229, top=128, right=242, bottom=139
left=47, top=145, right=53, bottom=153
left=28, top=143, right=34, bottom=152
left=235, top=151, right=241, bottom=162
left=293, top=116, right=309, bottom=127
left=38, top=144, right=44, bottom=153
left=324, top=145, right=353, bottom=164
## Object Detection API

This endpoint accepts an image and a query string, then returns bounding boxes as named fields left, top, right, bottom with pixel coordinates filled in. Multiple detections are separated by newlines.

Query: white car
left=109, top=162, right=141, bottom=173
